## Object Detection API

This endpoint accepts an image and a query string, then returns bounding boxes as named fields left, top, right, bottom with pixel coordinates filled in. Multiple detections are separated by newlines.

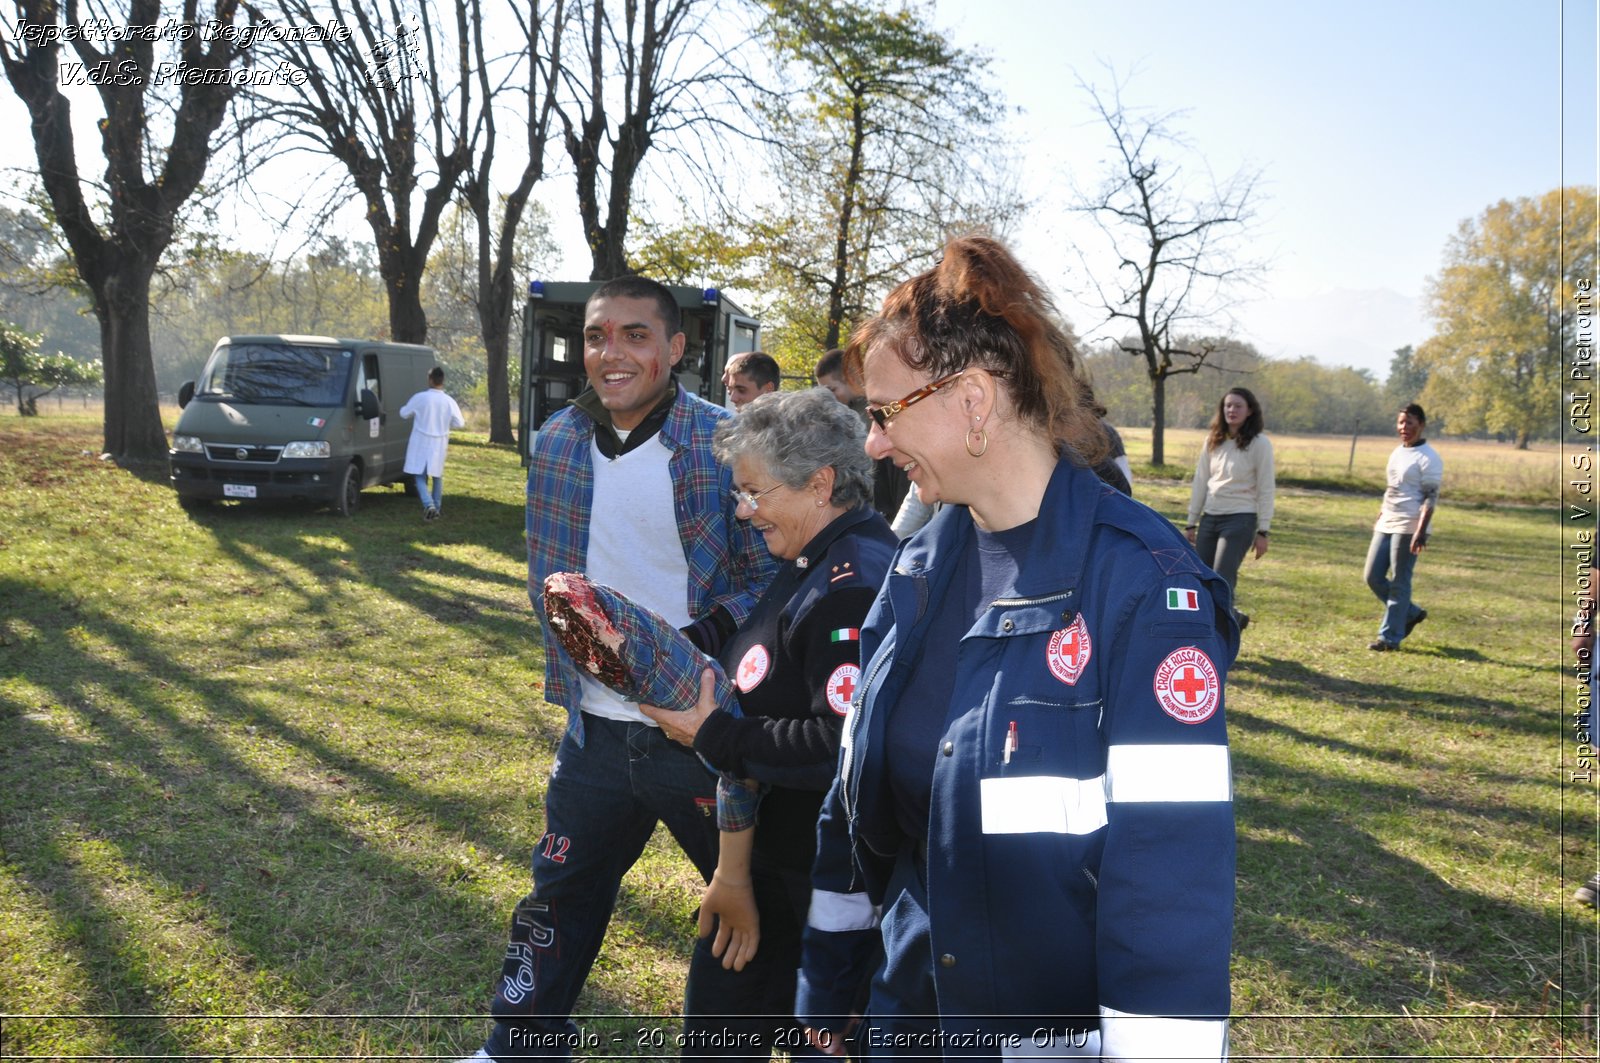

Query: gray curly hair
left=713, top=387, right=873, bottom=508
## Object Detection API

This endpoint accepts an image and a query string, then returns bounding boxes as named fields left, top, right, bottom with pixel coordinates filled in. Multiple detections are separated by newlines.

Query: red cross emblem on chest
left=1045, top=614, right=1092, bottom=686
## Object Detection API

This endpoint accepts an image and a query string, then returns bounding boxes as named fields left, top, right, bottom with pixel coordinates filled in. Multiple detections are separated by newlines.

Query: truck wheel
left=334, top=461, right=361, bottom=516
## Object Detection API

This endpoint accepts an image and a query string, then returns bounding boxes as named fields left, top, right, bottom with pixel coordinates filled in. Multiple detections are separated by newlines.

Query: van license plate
left=223, top=484, right=257, bottom=499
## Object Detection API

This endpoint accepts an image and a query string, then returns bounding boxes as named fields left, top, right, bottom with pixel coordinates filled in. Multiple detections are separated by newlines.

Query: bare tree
left=557, top=0, right=757, bottom=281
left=459, top=0, right=564, bottom=444
left=1070, top=75, right=1265, bottom=466
left=0, top=0, right=251, bottom=460
left=261, top=0, right=477, bottom=343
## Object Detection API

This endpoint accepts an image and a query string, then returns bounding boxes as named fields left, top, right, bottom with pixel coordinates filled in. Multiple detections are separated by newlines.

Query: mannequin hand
left=699, top=871, right=760, bottom=971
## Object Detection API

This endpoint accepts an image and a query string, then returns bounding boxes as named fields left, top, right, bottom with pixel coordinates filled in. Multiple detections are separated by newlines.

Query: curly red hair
left=845, top=234, right=1106, bottom=463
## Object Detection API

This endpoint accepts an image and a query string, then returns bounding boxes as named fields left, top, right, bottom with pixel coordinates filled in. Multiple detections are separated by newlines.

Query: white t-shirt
left=579, top=436, right=692, bottom=724
left=1375, top=441, right=1442, bottom=535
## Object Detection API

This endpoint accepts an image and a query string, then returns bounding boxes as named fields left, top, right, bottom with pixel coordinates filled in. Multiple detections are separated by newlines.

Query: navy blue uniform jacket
left=798, top=457, right=1238, bottom=1060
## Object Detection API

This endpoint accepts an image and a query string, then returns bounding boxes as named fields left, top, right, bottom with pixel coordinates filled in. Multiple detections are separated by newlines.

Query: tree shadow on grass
left=1226, top=653, right=1588, bottom=1050
left=0, top=578, right=699, bottom=1058
left=1232, top=772, right=1585, bottom=1051
left=1236, top=653, right=1553, bottom=741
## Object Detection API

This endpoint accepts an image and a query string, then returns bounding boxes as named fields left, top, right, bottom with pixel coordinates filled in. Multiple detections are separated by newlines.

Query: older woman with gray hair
left=641, top=386, right=895, bottom=1060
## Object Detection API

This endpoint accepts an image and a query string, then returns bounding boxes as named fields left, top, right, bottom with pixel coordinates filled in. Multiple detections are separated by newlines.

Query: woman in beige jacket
left=1185, top=387, right=1275, bottom=630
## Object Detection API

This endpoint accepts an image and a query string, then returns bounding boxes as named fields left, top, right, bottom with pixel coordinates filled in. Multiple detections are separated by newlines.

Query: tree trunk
left=1150, top=370, right=1167, bottom=467
left=96, top=270, right=168, bottom=460
left=824, top=96, right=868, bottom=351
left=387, top=283, right=429, bottom=345
left=377, top=238, right=429, bottom=344
left=480, top=268, right=516, bottom=445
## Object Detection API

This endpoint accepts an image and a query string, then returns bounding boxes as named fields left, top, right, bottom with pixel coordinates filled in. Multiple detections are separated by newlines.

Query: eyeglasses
left=730, top=482, right=787, bottom=511
left=866, top=370, right=965, bottom=429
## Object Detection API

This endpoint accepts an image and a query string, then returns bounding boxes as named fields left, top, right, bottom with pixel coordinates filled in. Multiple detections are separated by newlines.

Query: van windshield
left=195, top=343, right=352, bottom=407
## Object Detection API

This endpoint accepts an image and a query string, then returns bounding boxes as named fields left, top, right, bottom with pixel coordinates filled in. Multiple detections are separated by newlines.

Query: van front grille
left=202, top=443, right=284, bottom=463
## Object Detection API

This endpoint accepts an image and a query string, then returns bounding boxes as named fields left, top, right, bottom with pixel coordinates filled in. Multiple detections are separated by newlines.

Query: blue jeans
left=482, top=715, right=719, bottom=1061
left=413, top=472, right=443, bottom=511
left=1364, top=530, right=1423, bottom=645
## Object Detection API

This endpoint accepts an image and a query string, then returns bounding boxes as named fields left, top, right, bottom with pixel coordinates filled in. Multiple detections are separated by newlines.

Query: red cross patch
left=735, top=644, right=771, bottom=692
left=1045, top=615, right=1092, bottom=685
left=1153, top=646, right=1220, bottom=724
left=825, top=663, right=860, bottom=715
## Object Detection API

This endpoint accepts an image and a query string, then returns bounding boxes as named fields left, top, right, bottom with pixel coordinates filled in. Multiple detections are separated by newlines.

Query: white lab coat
left=399, top=388, right=465, bottom=477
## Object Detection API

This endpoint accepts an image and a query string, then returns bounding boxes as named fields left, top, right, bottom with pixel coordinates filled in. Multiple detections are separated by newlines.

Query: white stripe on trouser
left=1099, top=1006, right=1228, bottom=1060
left=1002, top=1030, right=1101, bottom=1058
left=1105, top=744, right=1232, bottom=803
left=806, top=888, right=878, bottom=931
left=980, top=775, right=1108, bottom=834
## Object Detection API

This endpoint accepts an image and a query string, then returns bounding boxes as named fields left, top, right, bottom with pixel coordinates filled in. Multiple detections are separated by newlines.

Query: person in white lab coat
left=399, top=367, right=465, bottom=520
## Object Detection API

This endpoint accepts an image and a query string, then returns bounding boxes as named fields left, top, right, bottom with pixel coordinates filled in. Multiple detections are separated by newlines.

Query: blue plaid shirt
left=527, top=383, right=777, bottom=743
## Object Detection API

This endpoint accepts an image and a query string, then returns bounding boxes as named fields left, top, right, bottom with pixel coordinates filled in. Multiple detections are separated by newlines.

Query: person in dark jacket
left=641, top=387, right=896, bottom=1061
left=797, top=235, right=1238, bottom=1060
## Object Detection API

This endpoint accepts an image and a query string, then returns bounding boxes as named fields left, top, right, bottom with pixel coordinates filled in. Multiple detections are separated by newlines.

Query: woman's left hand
left=1253, top=532, right=1269, bottom=560
left=639, top=668, right=718, bottom=747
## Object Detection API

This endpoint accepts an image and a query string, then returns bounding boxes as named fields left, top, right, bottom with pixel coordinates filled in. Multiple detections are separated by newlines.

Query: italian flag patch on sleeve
left=830, top=628, right=860, bottom=642
left=1166, top=588, right=1200, bottom=611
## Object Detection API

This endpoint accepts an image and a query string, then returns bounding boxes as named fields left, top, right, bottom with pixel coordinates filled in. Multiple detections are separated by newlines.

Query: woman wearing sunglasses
left=797, top=236, right=1238, bottom=1060
left=640, top=386, right=895, bottom=1060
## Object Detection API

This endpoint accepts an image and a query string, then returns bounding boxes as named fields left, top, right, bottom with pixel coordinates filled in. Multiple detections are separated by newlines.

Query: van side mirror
left=178, top=381, right=195, bottom=409
left=357, top=388, right=380, bottom=420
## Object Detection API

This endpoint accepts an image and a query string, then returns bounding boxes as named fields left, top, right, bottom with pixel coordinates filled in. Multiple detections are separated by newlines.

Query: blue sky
left=931, top=0, right=1598, bottom=375
left=1, top=1, right=1591, bottom=379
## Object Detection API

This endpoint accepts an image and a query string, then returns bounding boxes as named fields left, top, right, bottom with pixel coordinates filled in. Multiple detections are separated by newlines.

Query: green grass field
left=1126, top=426, right=1563, bottom=505
left=1, top=412, right=1592, bottom=1059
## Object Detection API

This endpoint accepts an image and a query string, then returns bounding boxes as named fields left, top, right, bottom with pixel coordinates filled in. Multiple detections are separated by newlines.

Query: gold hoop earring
left=965, top=426, right=988, bottom=458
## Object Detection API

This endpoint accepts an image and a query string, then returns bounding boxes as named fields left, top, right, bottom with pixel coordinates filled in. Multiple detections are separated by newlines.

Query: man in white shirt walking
left=399, top=367, right=465, bottom=521
left=1364, top=403, right=1443, bottom=651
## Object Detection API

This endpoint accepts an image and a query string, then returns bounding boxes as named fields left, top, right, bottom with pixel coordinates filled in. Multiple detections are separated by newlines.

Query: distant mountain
left=1236, top=288, right=1428, bottom=380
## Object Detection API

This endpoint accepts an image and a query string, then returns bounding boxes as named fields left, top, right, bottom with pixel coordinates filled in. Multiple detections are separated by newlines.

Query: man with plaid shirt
left=460, top=276, right=776, bottom=1063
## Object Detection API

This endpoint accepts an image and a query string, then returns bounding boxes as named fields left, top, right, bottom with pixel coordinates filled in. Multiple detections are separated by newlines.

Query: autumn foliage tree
left=629, top=0, right=1018, bottom=375
left=1416, top=187, right=1597, bottom=446
left=760, top=0, right=1016, bottom=352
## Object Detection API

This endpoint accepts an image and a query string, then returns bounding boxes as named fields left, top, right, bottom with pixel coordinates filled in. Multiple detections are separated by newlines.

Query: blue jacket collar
left=894, top=457, right=1108, bottom=601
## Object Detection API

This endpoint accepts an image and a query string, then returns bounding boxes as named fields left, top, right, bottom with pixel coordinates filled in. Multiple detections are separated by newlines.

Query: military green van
left=168, top=335, right=436, bottom=515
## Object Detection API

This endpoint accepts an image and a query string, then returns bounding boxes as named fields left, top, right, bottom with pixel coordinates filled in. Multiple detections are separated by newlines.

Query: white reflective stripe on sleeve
left=979, top=775, right=1109, bottom=835
left=1105, top=744, right=1232, bottom=803
left=1099, top=1006, right=1228, bottom=1060
left=806, top=888, right=878, bottom=932
left=1001, top=1030, right=1100, bottom=1058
